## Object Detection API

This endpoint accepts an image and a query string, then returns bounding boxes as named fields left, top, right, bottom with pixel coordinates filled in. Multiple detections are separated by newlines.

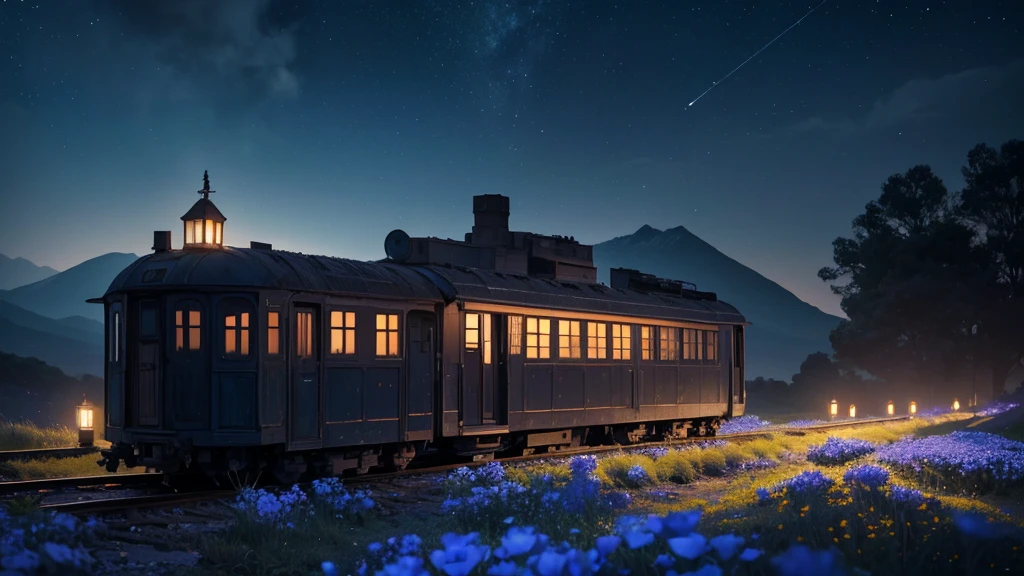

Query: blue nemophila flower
left=380, top=555, right=432, bottom=576
left=680, top=565, right=722, bottom=576
left=606, top=491, right=632, bottom=509
left=785, top=419, right=827, bottom=428
left=770, top=544, right=847, bottom=576
left=321, top=560, right=338, bottom=576
left=662, top=510, right=702, bottom=537
left=771, top=470, right=835, bottom=496
left=488, top=560, right=519, bottom=576
left=876, top=431, right=1024, bottom=487
left=667, top=533, right=707, bottom=560
left=430, top=532, right=491, bottom=576
left=718, top=414, right=775, bottom=434
left=595, top=535, right=621, bottom=557
left=709, top=534, right=745, bottom=561
left=807, top=436, right=875, bottom=466
left=977, top=401, right=1020, bottom=417
left=843, top=464, right=890, bottom=490
left=755, top=487, right=771, bottom=504
left=626, top=464, right=650, bottom=485
left=499, top=527, right=538, bottom=557
left=739, top=548, right=763, bottom=562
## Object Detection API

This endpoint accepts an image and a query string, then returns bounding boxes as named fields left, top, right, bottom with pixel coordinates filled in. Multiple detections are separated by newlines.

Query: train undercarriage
left=98, top=417, right=721, bottom=484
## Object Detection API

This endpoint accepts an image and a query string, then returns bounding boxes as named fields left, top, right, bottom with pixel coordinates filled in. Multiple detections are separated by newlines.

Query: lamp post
left=887, top=400, right=894, bottom=417
left=829, top=399, right=838, bottom=419
left=77, top=395, right=94, bottom=447
left=971, top=324, right=978, bottom=409
left=909, top=401, right=917, bottom=418
left=849, top=404, right=856, bottom=419
left=953, top=398, right=960, bottom=412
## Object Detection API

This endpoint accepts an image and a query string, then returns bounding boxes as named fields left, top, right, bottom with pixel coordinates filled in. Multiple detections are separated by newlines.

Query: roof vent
left=251, top=241, right=273, bottom=251
left=153, top=231, right=172, bottom=253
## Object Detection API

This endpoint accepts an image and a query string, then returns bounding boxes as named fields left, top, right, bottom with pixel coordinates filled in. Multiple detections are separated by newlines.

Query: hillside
left=593, top=225, right=842, bottom=380
left=0, top=253, right=58, bottom=290
left=0, top=252, right=138, bottom=322
left=0, top=352, right=104, bottom=430
left=0, top=317, right=103, bottom=377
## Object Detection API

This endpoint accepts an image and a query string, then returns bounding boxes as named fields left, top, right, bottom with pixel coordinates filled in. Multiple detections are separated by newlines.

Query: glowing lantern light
left=909, top=401, right=917, bottom=417
left=182, top=170, right=226, bottom=249
left=829, top=399, right=838, bottom=419
left=887, top=400, right=894, bottom=417
left=953, top=398, right=960, bottom=412
left=77, top=395, right=94, bottom=447
left=849, top=404, right=856, bottom=419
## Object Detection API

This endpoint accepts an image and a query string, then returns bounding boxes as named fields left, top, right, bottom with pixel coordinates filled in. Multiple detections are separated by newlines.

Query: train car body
left=94, top=188, right=747, bottom=479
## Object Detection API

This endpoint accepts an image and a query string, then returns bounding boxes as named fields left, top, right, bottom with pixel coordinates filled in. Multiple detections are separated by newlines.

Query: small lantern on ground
left=829, top=399, right=838, bottom=419
left=77, top=395, right=94, bottom=447
left=887, top=400, right=894, bottom=417
left=953, top=398, right=960, bottom=412
left=849, top=404, right=856, bottom=419
left=909, top=401, right=917, bottom=417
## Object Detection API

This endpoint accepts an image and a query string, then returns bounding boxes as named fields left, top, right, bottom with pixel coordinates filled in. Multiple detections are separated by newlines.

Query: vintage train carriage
left=93, top=184, right=747, bottom=479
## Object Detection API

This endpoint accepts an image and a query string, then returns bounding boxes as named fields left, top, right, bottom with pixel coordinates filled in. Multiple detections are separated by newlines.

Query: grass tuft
left=0, top=417, right=77, bottom=451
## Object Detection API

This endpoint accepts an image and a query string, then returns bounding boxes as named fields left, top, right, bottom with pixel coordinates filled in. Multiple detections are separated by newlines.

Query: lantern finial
left=199, top=170, right=216, bottom=200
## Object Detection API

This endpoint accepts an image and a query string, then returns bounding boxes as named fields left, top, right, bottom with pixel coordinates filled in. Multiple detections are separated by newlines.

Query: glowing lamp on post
left=829, top=399, right=838, bottom=419
left=909, top=401, right=917, bottom=417
left=953, top=398, right=960, bottom=412
left=182, top=170, right=226, bottom=249
left=849, top=404, right=856, bottom=419
left=77, top=395, right=94, bottom=447
left=887, top=400, right=894, bottom=417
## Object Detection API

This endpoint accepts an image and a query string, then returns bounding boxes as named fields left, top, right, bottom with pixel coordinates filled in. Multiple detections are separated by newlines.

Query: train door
left=733, top=326, right=745, bottom=404
left=135, top=300, right=161, bottom=426
left=289, top=305, right=322, bottom=450
left=404, top=312, right=435, bottom=440
left=462, top=311, right=503, bottom=427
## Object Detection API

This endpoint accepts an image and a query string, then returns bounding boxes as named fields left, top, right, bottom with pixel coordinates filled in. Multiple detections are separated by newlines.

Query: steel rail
left=0, top=473, right=162, bottom=495
left=37, top=415, right=912, bottom=515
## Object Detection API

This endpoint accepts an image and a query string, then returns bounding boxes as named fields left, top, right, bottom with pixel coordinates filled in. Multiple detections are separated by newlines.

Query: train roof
left=101, top=247, right=747, bottom=325
left=414, top=264, right=746, bottom=326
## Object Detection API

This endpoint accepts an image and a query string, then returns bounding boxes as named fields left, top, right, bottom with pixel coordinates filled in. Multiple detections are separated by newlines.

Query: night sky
left=1, top=1, right=1021, bottom=317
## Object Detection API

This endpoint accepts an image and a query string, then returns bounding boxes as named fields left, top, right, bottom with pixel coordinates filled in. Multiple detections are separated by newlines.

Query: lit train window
left=175, top=308, right=202, bottom=351
left=705, top=330, right=718, bottom=361
left=612, top=324, right=631, bottom=360
left=465, top=313, right=479, bottom=350
left=376, top=313, right=399, bottom=356
left=641, top=326, right=653, bottom=360
left=330, top=311, right=356, bottom=355
left=658, top=327, right=679, bottom=361
left=296, top=311, right=313, bottom=357
left=683, top=329, right=696, bottom=360
left=110, top=310, right=120, bottom=362
left=558, top=320, right=581, bottom=359
left=508, top=316, right=523, bottom=355
left=695, top=330, right=704, bottom=360
left=267, top=311, right=280, bottom=355
left=483, top=314, right=492, bottom=365
left=526, top=317, right=551, bottom=359
left=587, top=322, right=607, bottom=359
left=224, top=312, right=250, bottom=357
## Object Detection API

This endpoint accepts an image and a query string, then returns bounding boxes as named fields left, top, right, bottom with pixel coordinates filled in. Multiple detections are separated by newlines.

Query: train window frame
left=525, top=317, right=551, bottom=359
left=465, top=313, right=480, bottom=350
left=587, top=322, right=607, bottom=359
left=558, top=319, right=581, bottom=359
left=658, top=326, right=680, bottom=361
left=640, top=325, right=653, bottom=360
left=695, top=330, right=704, bottom=360
left=267, top=310, right=281, bottom=355
left=174, top=301, right=203, bottom=352
left=296, top=310, right=313, bottom=358
left=508, top=315, right=523, bottom=355
left=612, top=323, right=632, bottom=360
left=219, top=299, right=254, bottom=360
left=375, top=313, right=400, bottom=357
left=329, top=310, right=357, bottom=356
left=109, top=304, right=122, bottom=363
left=483, top=314, right=492, bottom=365
left=704, top=330, right=718, bottom=362
left=682, top=329, right=695, bottom=360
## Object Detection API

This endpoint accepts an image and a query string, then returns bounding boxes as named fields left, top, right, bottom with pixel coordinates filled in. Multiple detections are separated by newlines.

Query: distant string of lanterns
left=828, top=399, right=921, bottom=419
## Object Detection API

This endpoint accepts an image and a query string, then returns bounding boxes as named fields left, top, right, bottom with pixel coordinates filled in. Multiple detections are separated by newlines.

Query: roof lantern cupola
left=181, top=170, right=226, bottom=249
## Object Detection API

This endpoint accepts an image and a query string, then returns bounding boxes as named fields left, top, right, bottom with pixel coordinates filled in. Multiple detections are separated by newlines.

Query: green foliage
left=0, top=416, right=77, bottom=451
left=5, top=494, right=43, bottom=516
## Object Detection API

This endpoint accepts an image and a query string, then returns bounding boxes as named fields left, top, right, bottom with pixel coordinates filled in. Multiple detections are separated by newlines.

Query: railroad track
left=19, top=415, right=910, bottom=516
left=0, top=445, right=100, bottom=464
left=0, top=472, right=163, bottom=496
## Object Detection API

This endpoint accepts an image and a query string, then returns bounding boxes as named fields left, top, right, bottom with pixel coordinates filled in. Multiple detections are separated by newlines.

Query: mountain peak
left=634, top=224, right=662, bottom=236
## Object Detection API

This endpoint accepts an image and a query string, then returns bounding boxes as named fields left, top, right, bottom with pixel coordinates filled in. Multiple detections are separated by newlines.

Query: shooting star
left=688, top=0, right=828, bottom=107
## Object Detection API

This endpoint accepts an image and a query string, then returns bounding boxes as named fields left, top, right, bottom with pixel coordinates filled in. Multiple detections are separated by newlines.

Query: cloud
left=783, top=60, right=1024, bottom=136
left=110, top=0, right=304, bottom=105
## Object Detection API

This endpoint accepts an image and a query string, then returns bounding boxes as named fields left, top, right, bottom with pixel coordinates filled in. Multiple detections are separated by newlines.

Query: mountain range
left=0, top=253, right=58, bottom=290
left=0, top=226, right=839, bottom=381
left=594, top=225, right=842, bottom=381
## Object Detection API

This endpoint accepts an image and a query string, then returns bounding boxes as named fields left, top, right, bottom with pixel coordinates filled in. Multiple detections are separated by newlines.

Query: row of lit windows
left=167, top=307, right=401, bottom=359
left=510, top=317, right=718, bottom=362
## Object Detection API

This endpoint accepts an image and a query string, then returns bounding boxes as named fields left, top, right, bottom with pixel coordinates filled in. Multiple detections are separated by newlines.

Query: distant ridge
left=0, top=253, right=58, bottom=290
left=0, top=252, right=139, bottom=322
left=594, top=224, right=842, bottom=380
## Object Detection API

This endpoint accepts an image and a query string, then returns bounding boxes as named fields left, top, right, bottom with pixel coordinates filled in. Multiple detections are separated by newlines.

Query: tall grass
left=0, top=416, right=76, bottom=451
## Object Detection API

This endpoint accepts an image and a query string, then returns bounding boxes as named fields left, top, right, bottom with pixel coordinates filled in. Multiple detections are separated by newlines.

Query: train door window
left=695, top=330, right=704, bottom=360
left=640, top=326, right=653, bottom=360
left=682, top=329, right=694, bottom=360
left=109, top=307, right=122, bottom=362
left=587, top=322, right=607, bottom=359
left=612, top=324, right=631, bottom=360
left=525, top=317, right=551, bottom=359
left=483, top=314, right=492, bottom=364
left=267, top=311, right=280, bottom=355
left=223, top=312, right=251, bottom=358
left=465, top=313, right=480, bottom=350
left=558, top=320, right=581, bottom=359
left=508, top=316, right=523, bottom=355
left=658, top=327, right=679, bottom=361
left=376, top=313, right=399, bottom=356
left=330, top=310, right=356, bottom=355
left=175, top=306, right=202, bottom=351
left=705, top=331, right=718, bottom=362
left=296, top=310, right=313, bottom=358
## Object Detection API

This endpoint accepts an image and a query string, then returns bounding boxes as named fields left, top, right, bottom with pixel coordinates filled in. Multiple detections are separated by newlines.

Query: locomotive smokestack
left=468, top=194, right=510, bottom=247
left=153, top=231, right=172, bottom=253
